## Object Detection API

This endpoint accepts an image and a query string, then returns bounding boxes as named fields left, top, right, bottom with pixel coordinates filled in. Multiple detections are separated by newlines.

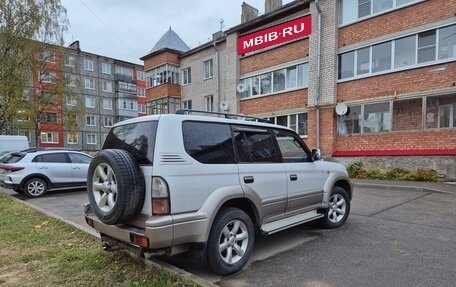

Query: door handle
left=290, top=174, right=298, bottom=181
left=243, top=176, right=254, bottom=184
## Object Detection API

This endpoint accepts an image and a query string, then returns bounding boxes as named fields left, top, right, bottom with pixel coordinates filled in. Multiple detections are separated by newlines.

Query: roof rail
left=175, top=109, right=271, bottom=123
left=21, top=147, right=80, bottom=153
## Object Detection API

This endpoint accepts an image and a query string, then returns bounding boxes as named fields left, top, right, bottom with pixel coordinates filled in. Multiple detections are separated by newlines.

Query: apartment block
left=142, top=0, right=456, bottom=179
left=13, top=41, right=144, bottom=152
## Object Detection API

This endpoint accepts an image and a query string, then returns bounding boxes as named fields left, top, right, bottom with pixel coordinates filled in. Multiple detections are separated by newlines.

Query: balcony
left=116, top=91, right=137, bottom=99
left=116, top=81, right=137, bottom=94
left=115, top=73, right=135, bottom=83
left=116, top=108, right=138, bottom=118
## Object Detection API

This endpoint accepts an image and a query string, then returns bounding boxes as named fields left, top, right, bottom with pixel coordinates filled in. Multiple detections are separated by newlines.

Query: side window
left=183, top=121, right=235, bottom=164
left=274, top=130, right=311, bottom=163
left=233, top=126, right=279, bottom=163
left=68, top=153, right=92, bottom=164
left=39, top=153, right=68, bottom=163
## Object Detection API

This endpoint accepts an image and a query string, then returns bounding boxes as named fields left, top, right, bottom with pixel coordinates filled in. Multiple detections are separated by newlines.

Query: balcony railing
left=116, top=91, right=137, bottom=99
left=114, top=73, right=135, bottom=83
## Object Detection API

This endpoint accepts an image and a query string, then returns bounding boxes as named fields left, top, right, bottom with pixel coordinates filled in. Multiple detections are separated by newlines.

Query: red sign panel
left=237, top=15, right=312, bottom=55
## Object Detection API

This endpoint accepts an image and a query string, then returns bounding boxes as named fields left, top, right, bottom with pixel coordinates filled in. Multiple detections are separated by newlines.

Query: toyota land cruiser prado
left=84, top=110, right=353, bottom=275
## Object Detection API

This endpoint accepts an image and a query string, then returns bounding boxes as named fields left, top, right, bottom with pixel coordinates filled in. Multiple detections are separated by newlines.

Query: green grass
left=0, top=194, right=200, bottom=287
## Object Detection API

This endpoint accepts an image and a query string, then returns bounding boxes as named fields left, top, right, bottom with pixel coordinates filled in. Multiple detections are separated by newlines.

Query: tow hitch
left=102, top=241, right=118, bottom=251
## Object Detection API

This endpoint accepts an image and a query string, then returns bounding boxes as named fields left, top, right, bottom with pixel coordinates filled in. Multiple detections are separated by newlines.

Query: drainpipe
left=213, top=41, right=221, bottom=112
left=315, top=0, right=322, bottom=150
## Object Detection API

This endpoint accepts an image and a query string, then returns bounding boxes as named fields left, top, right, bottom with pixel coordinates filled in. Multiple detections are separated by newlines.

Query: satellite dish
left=236, top=83, right=247, bottom=93
left=220, top=101, right=229, bottom=111
left=335, top=103, right=349, bottom=116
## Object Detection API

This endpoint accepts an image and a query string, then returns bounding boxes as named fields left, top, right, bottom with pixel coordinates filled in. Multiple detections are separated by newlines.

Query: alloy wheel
left=218, top=219, right=249, bottom=264
left=26, top=180, right=45, bottom=196
left=328, top=193, right=346, bottom=223
left=92, top=163, right=118, bottom=212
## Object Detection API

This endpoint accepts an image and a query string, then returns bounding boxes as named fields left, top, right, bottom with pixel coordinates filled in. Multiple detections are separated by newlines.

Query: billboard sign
left=237, top=15, right=312, bottom=55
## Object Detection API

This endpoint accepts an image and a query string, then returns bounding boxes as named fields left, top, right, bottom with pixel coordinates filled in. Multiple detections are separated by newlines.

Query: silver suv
left=84, top=110, right=353, bottom=275
left=0, top=149, right=93, bottom=197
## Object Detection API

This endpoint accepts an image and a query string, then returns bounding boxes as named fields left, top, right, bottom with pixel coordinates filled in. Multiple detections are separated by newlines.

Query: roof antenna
left=219, top=18, right=225, bottom=31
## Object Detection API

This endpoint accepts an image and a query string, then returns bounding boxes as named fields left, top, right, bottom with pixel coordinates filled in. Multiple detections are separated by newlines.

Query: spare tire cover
left=87, top=149, right=145, bottom=225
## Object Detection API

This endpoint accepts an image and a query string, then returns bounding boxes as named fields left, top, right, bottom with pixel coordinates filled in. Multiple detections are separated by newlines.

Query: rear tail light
left=0, top=165, right=24, bottom=173
left=85, top=216, right=94, bottom=228
left=130, top=233, right=149, bottom=248
left=151, top=177, right=170, bottom=215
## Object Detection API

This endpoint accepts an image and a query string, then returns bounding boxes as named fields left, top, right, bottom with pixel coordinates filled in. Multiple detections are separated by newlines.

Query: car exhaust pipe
left=102, top=241, right=115, bottom=251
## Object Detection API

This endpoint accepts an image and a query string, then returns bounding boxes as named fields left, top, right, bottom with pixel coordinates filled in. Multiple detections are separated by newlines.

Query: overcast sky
left=60, top=0, right=293, bottom=64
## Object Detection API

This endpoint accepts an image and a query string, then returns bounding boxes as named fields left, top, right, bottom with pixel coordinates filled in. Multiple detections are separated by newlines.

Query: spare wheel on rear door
left=87, top=149, right=145, bottom=225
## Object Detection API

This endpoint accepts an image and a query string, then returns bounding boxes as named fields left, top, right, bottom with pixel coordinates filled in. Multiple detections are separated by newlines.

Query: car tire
left=87, top=149, right=145, bottom=225
left=319, top=187, right=350, bottom=229
left=206, top=207, right=254, bottom=275
left=23, top=178, right=47, bottom=198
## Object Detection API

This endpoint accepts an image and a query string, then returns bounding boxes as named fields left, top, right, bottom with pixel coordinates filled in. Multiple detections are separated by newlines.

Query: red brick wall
left=239, top=89, right=308, bottom=115
left=336, top=130, right=456, bottom=151
left=336, top=0, right=456, bottom=155
left=320, top=108, right=337, bottom=153
left=307, top=109, right=317, bottom=148
left=306, top=107, right=337, bottom=154
left=143, top=51, right=180, bottom=71
left=146, top=83, right=181, bottom=101
left=338, top=62, right=456, bottom=102
left=240, top=39, right=309, bottom=74
left=339, top=0, right=456, bottom=47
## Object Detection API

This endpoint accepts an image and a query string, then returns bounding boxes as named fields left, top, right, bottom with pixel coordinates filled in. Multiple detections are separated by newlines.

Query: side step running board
left=260, top=210, right=324, bottom=235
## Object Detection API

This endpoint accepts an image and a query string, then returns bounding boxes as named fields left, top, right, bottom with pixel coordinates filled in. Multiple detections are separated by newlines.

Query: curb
left=0, top=190, right=218, bottom=287
left=353, top=182, right=455, bottom=195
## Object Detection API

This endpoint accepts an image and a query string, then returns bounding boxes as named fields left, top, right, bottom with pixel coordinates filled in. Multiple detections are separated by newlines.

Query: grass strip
left=0, top=194, right=200, bottom=287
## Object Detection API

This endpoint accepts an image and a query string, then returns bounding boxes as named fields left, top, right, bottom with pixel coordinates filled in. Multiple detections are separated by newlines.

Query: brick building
left=142, top=0, right=456, bottom=179
left=141, top=28, right=190, bottom=115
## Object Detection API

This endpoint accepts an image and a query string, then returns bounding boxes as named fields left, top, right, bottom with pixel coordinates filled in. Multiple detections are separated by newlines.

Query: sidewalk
left=352, top=178, right=456, bottom=194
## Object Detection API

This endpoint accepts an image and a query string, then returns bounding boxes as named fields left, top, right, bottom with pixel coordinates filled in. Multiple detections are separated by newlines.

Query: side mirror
left=311, top=149, right=322, bottom=161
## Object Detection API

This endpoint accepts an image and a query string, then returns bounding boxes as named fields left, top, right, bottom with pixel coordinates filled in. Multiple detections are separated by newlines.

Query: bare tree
left=0, top=0, right=68, bottom=135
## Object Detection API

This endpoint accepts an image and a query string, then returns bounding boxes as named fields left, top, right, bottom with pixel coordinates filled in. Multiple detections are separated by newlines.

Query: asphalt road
left=2, top=186, right=456, bottom=287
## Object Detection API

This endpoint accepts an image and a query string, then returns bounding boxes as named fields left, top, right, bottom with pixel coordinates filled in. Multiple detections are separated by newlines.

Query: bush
left=415, top=168, right=439, bottom=182
left=362, top=169, right=385, bottom=180
left=346, top=162, right=439, bottom=182
left=385, top=168, right=413, bottom=181
left=347, top=161, right=364, bottom=178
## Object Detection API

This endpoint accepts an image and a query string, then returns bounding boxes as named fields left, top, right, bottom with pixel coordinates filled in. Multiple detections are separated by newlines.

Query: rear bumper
left=0, top=179, right=19, bottom=190
left=84, top=203, right=209, bottom=254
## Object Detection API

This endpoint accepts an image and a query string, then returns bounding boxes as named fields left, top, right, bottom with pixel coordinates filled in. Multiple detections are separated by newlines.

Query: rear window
left=103, top=121, right=158, bottom=164
left=1, top=152, right=25, bottom=163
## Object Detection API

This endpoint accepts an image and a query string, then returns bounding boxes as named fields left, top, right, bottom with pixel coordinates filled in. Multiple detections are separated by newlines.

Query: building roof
left=226, top=0, right=310, bottom=35
left=146, top=27, right=190, bottom=56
